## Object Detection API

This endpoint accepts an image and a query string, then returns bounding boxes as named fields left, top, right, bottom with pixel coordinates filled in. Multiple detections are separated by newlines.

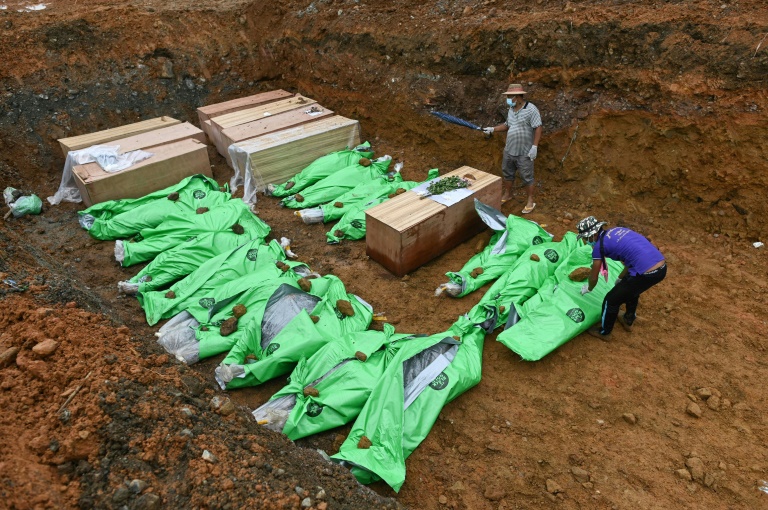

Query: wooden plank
left=58, top=116, right=182, bottom=156
left=365, top=167, right=502, bottom=276
left=73, top=139, right=211, bottom=206
left=219, top=105, right=334, bottom=165
left=105, top=122, right=205, bottom=154
left=209, top=95, right=317, bottom=156
left=196, top=90, right=293, bottom=138
left=231, top=115, right=360, bottom=196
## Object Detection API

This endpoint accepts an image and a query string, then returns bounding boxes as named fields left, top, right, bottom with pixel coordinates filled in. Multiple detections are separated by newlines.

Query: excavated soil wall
left=1, top=1, right=767, bottom=509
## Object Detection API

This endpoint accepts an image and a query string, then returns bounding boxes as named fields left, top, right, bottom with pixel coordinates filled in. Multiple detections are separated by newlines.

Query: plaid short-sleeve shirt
left=504, top=102, right=542, bottom=156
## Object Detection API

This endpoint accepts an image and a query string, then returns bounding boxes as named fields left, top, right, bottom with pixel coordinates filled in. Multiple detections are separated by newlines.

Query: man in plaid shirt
left=483, top=83, right=542, bottom=214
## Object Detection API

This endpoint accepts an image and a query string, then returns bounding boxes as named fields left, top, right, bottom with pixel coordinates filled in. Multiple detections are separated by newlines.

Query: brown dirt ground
left=1, top=1, right=768, bottom=509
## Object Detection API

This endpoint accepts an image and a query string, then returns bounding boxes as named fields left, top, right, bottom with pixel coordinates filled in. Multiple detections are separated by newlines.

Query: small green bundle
left=425, top=176, right=470, bottom=196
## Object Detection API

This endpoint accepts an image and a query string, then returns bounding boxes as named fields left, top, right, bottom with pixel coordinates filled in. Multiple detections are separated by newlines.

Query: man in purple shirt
left=576, top=216, right=667, bottom=341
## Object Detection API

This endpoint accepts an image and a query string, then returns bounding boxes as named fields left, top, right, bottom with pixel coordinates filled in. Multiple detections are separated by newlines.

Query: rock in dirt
left=112, top=487, right=130, bottom=503
left=202, top=450, right=218, bottom=463
left=438, top=494, right=448, bottom=504
left=706, top=395, right=721, bottom=411
left=336, top=299, right=355, bottom=317
left=676, top=468, right=692, bottom=480
left=546, top=479, right=562, bottom=494
left=622, top=412, right=637, bottom=424
left=32, top=339, right=58, bottom=357
left=483, top=485, right=505, bottom=501
left=218, top=400, right=236, bottom=416
left=569, top=267, right=591, bottom=282
left=128, top=479, right=148, bottom=494
left=686, top=402, right=702, bottom=418
left=571, top=466, right=590, bottom=482
left=685, top=457, right=705, bottom=482
left=135, top=492, right=161, bottom=510
left=696, top=387, right=713, bottom=400
left=0, top=346, right=20, bottom=367
left=301, top=497, right=312, bottom=508
left=220, top=317, right=238, bottom=336
left=232, top=304, right=247, bottom=318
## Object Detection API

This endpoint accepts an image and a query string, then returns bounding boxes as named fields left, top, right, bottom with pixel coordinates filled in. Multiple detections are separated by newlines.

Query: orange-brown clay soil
left=1, top=1, right=768, bottom=509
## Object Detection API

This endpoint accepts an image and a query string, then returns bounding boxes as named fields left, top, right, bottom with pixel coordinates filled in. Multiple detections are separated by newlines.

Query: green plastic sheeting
left=326, top=169, right=440, bottom=244
left=140, top=239, right=292, bottom=325
left=253, top=324, right=413, bottom=440
left=85, top=188, right=231, bottom=241
left=332, top=315, right=484, bottom=492
left=267, top=143, right=374, bottom=198
left=216, top=276, right=374, bottom=390
left=496, top=243, right=623, bottom=361
left=466, top=232, right=581, bottom=330
left=280, top=156, right=392, bottom=209
left=117, top=200, right=270, bottom=267
left=77, top=174, right=220, bottom=231
left=442, top=200, right=553, bottom=297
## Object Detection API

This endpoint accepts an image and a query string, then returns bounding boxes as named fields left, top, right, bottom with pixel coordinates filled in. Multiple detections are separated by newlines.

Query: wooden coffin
left=209, top=94, right=317, bottom=157
left=196, top=89, right=293, bottom=139
left=72, top=139, right=211, bottom=206
left=230, top=115, right=360, bottom=198
left=219, top=104, right=334, bottom=165
left=104, top=122, right=205, bottom=154
left=365, top=167, right=502, bottom=276
left=57, top=116, right=181, bottom=156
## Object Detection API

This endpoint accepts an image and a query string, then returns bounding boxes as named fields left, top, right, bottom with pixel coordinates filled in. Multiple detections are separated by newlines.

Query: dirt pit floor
left=2, top=1, right=768, bottom=509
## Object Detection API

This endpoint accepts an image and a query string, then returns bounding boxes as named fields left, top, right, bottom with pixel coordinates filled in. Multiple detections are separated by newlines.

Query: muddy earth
left=1, top=1, right=767, bottom=509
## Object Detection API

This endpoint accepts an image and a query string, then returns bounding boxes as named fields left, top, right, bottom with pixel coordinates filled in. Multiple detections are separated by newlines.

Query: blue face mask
left=506, top=98, right=516, bottom=107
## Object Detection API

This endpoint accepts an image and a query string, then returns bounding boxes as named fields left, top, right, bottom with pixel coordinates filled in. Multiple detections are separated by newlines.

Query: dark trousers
left=599, top=264, right=667, bottom=334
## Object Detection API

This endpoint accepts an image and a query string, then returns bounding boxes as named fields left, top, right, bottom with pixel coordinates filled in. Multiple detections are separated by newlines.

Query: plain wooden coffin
left=196, top=89, right=293, bottom=139
left=104, top=122, right=205, bottom=154
left=365, top=167, right=502, bottom=276
left=219, top=104, right=334, bottom=165
left=209, top=94, right=317, bottom=157
left=230, top=115, right=361, bottom=200
left=72, top=139, right=211, bottom=206
left=57, top=116, right=181, bottom=156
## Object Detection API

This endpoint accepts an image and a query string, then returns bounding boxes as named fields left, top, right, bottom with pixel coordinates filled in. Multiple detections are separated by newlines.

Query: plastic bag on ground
left=326, top=169, right=440, bottom=244
left=265, top=142, right=374, bottom=198
left=48, top=145, right=153, bottom=205
left=155, top=311, right=200, bottom=364
left=440, top=200, right=553, bottom=297
left=116, top=200, right=270, bottom=267
left=331, top=315, right=485, bottom=492
left=253, top=324, right=411, bottom=439
left=280, top=156, right=393, bottom=209
left=4, top=188, right=42, bottom=218
left=496, top=243, right=623, bottom=360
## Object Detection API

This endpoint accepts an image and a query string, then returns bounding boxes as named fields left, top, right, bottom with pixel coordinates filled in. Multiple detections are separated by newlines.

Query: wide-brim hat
left=502, top=83, right=527, bottom=95
left=576, top=216, right=607, bottom=239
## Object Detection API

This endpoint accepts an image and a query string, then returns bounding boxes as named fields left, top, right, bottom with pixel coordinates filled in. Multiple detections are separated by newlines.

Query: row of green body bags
left=146, top=239, right=314, bottom=363
left=435, top=200, right=554, bottom=297
left=78, top=174, right=230, bottom=240
left=115, top=199, right=270, bottom=267
left=467, top=234, right=623, bottom=361
left=279, top=155, right=393, bottom=209
left=265, top=142, right=374, bottom=198
left=254, top=315, right=485, bottom=493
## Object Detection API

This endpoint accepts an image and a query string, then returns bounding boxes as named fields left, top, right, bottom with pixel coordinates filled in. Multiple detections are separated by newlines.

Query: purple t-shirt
left=592, top=227, right=664, bottom=276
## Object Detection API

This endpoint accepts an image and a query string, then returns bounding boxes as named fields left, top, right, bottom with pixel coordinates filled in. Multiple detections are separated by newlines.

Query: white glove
left=615, top=277, right=623, bottom=285
left=528, top=145, right=538, bottom=160
left=482, top=127, right=494, bottom=136
left=581, top=284, right=591, bottom=295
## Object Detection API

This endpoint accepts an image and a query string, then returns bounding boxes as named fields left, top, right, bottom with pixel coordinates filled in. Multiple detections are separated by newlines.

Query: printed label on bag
left=532, top=236, right=544, bottom=245
left=429, top=372, right=449, bottom=391
left=306, top=402, right=324, bottom=417
left=198, top=297, right=215, bottom=308
left=246, top=249, right=259, bottom=261
left=566, top=308, right=585, bottom=323
left=544, top=249, right=559, bottom=263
